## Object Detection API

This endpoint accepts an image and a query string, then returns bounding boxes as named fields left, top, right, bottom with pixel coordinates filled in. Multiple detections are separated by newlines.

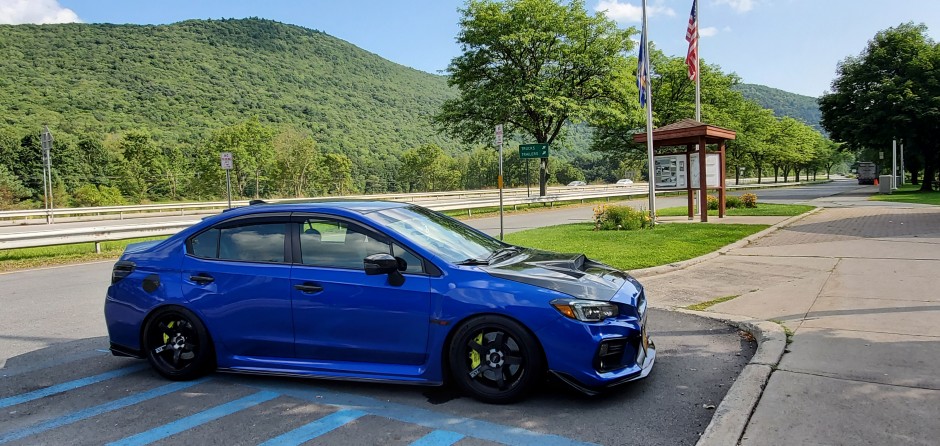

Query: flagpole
left=694, top=0, right=701, bottom=122
left=642, top=0, right=656, bottom=224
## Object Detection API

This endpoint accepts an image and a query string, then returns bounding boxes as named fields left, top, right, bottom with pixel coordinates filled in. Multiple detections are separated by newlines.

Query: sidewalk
left=642, top=187, right=940, bottom=445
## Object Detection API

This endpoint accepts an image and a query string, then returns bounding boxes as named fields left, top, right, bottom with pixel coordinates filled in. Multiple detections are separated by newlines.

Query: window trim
left=185, top=213, right=293, bottom=265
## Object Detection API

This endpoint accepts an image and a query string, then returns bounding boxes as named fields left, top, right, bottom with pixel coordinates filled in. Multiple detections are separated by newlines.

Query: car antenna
left=249, top=199, right=268, bottom=205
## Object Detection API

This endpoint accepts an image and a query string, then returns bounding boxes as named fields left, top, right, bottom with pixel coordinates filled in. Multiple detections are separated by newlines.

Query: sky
left=2, top=0, right=940, bottom=98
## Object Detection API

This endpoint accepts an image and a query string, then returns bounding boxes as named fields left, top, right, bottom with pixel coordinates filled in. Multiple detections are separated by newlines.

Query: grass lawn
left=656, top=203, right=815, bottom=217
left=869, top=184, right=940, bottom=205
left=505, top=222, right=768, bottom=271
left=0, top=236, right=168, bottom=272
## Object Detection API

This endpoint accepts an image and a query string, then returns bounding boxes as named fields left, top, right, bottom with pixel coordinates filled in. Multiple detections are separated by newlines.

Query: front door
left=290, top=215, right=431, bottom=366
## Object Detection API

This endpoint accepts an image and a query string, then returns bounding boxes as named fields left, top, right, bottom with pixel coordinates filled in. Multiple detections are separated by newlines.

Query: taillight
left=111, top=261, right=136, bottom=284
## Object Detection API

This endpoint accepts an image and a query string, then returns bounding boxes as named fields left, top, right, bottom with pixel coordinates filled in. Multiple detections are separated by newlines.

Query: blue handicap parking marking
left=106, top=390, right=280, bottom=446
left=0, top=378, right=207, bottom=445
left=258, top=409, right=366, bottom=446
left=0, top=363, right=148, bottom=409
left=409, top=430, right=466, bottom=446
left=256, top=381, right=601, bottom=446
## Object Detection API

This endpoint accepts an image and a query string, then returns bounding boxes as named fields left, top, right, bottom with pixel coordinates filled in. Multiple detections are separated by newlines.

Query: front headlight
left=551, top=299, right=618, bottom=322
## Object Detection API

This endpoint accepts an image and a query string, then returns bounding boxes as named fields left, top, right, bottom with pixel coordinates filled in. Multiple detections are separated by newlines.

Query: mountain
left=0, top=18, right=457, bottom=161
left=733, top=83, right=823, bottom=132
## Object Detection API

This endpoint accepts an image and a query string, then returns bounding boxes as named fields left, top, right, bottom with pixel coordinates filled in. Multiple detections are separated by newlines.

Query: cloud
left=713, top=0, right=755, bottom=13
left=700, top=27, right=719, bottom=37
left=595, top=0, right=675, bottom=23
left=0, top=0, right=81, bottom=25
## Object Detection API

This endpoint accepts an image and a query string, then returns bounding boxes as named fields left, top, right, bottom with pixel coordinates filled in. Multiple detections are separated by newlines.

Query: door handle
left=294, top=283, right=323, bottom=293
left=189, top=274, right=214, bottom=285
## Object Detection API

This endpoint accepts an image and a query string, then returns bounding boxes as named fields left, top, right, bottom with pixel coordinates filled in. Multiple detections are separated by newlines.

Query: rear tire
left=448, top=315, right=543, bottom=404
left=142, top=306, right=214, bottom=380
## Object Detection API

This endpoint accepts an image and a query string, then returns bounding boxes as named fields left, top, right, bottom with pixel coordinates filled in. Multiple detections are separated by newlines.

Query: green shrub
left=593, top=204, right=652, bottom=230
left=741, top=193, right=758, bottom=208
left=706, top=195, right=719, bottom=210
left=725, top=195, right=743, bottom=209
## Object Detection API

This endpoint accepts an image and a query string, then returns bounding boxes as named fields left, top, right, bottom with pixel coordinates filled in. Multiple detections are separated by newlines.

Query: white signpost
left=40, top=126, right=54, bottom=224
left=221, top=152, right=233, bottom=208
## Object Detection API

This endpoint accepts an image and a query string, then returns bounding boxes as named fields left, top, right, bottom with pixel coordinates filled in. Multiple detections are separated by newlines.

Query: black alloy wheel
left=448, top=315, right=543, bottom=404
left=143, top=306, right=214, bottom=380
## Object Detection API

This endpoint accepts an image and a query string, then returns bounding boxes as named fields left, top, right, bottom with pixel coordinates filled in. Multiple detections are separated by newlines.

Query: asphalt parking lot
left=0, top=308, right=753, bottom=446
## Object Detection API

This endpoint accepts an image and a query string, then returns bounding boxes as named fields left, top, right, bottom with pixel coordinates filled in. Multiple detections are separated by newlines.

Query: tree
left=591, top=50, right=751, bottom=182
left=273, top=129, right=322, bottom=197
left=398, top=144, right=461, bottom=192
left=820, top=23, right=940, bottom=191
left=436, top=0, right=634, bottom=196
left=0, top=164, right=31, bottom=209
left=727, top=100, right=775, bottom=184
left=118, top=131, right=167, bottom=201
left=322, top=153, right=354, bottom=196
left=204, top=118, right=275, bottom=198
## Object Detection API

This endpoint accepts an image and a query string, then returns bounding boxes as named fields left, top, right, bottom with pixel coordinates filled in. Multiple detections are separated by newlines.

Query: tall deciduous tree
left=820, top=23, right=940, bottom=190
left=119, top=131, right=167, bottom=201
left=436, top=0, right=634, bottom=196
left=204, top=118, right=275, bottom=198
left=273, top=129, right=322, bottom=197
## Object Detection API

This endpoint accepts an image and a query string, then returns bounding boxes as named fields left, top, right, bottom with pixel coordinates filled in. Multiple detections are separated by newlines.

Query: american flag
left=685, top=1, right=698, bottom=81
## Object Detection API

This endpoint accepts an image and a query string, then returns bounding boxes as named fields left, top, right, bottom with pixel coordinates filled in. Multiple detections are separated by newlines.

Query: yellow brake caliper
left=469, top=332, right=483, bottom=369
left=163, top=321, right=174, bottom=345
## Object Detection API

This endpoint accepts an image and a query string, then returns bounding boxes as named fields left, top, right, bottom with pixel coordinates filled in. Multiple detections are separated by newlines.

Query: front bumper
left=536, top=312, right=655, bottom=394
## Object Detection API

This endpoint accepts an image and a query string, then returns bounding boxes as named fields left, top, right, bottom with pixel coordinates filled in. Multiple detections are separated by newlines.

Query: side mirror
left=364, top=254, right=398, bottom=275
left=364, top=253, right=406, bottom=286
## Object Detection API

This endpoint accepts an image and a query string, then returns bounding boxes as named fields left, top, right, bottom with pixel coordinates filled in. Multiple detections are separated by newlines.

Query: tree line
left=0, top=2, right=864, bottom=210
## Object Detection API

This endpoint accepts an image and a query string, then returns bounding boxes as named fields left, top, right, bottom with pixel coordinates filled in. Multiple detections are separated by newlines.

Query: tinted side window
left=217, top=223, right=287, bottom=263
left=393, top=243, right=424, bottom=274
left=298, top=218, right=389, bottom=269
left=190, top=228, right=220, bottom=258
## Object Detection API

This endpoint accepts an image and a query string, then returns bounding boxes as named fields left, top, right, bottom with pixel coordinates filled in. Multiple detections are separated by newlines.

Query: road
left=0, top=181, right=850, bottom=445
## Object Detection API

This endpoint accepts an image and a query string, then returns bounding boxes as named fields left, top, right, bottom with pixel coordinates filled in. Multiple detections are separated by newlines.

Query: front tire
left=448, top=315, right=543, bottom=404
left=142, top=306, right=214, bottom=380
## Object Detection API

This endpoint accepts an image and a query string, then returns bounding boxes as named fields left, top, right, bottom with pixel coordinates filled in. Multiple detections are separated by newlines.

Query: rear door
left=289, top=214, right=432, bottom=366
left=180, top=214, right=295, bottom=360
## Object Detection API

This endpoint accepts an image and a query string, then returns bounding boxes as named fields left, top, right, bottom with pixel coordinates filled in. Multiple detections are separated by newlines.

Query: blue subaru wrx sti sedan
left=105, top=201, right=655, bottom=403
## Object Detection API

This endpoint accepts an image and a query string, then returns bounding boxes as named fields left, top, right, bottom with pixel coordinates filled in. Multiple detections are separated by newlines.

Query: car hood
left=482, top=248, right=635, bottom=302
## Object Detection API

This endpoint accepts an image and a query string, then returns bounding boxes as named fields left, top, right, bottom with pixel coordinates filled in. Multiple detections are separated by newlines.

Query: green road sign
left=519, top=143, right=549, bottom=159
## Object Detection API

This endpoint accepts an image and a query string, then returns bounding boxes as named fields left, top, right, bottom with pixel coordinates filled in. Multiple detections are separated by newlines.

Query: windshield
left=371, top=205, right=507, bottom=263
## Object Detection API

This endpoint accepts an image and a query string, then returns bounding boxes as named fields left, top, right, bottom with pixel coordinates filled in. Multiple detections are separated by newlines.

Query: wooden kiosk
left=633, top=119, right=736, bottom=222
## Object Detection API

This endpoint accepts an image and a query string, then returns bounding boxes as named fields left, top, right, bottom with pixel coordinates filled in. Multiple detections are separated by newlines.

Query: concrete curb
left=674, top=309, right=788, bottom=446
left=630, top=207, right=822, bottom=279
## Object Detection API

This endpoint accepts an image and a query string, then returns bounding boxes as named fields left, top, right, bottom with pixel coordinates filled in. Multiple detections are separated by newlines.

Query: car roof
left=217, top=200, right=411, bottom=218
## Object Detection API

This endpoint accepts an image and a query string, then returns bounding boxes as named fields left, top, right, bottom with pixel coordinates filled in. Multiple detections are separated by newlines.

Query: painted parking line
left=409, top=430, right=465, bottom=446
left=107, top=390, right=280, bottom=446
left=0, top=379, right=206, bottom=445
left=0, top=363, right=148, bottom=409
left=260, top=382, right=600, bottom=446
left=258, top=409, right=366, bottom=446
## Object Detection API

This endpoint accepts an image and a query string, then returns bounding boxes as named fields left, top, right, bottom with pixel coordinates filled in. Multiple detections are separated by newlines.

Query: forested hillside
left=734, top=83, right=823, bottom=132
left=0, top=18, right=455, bottom=157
